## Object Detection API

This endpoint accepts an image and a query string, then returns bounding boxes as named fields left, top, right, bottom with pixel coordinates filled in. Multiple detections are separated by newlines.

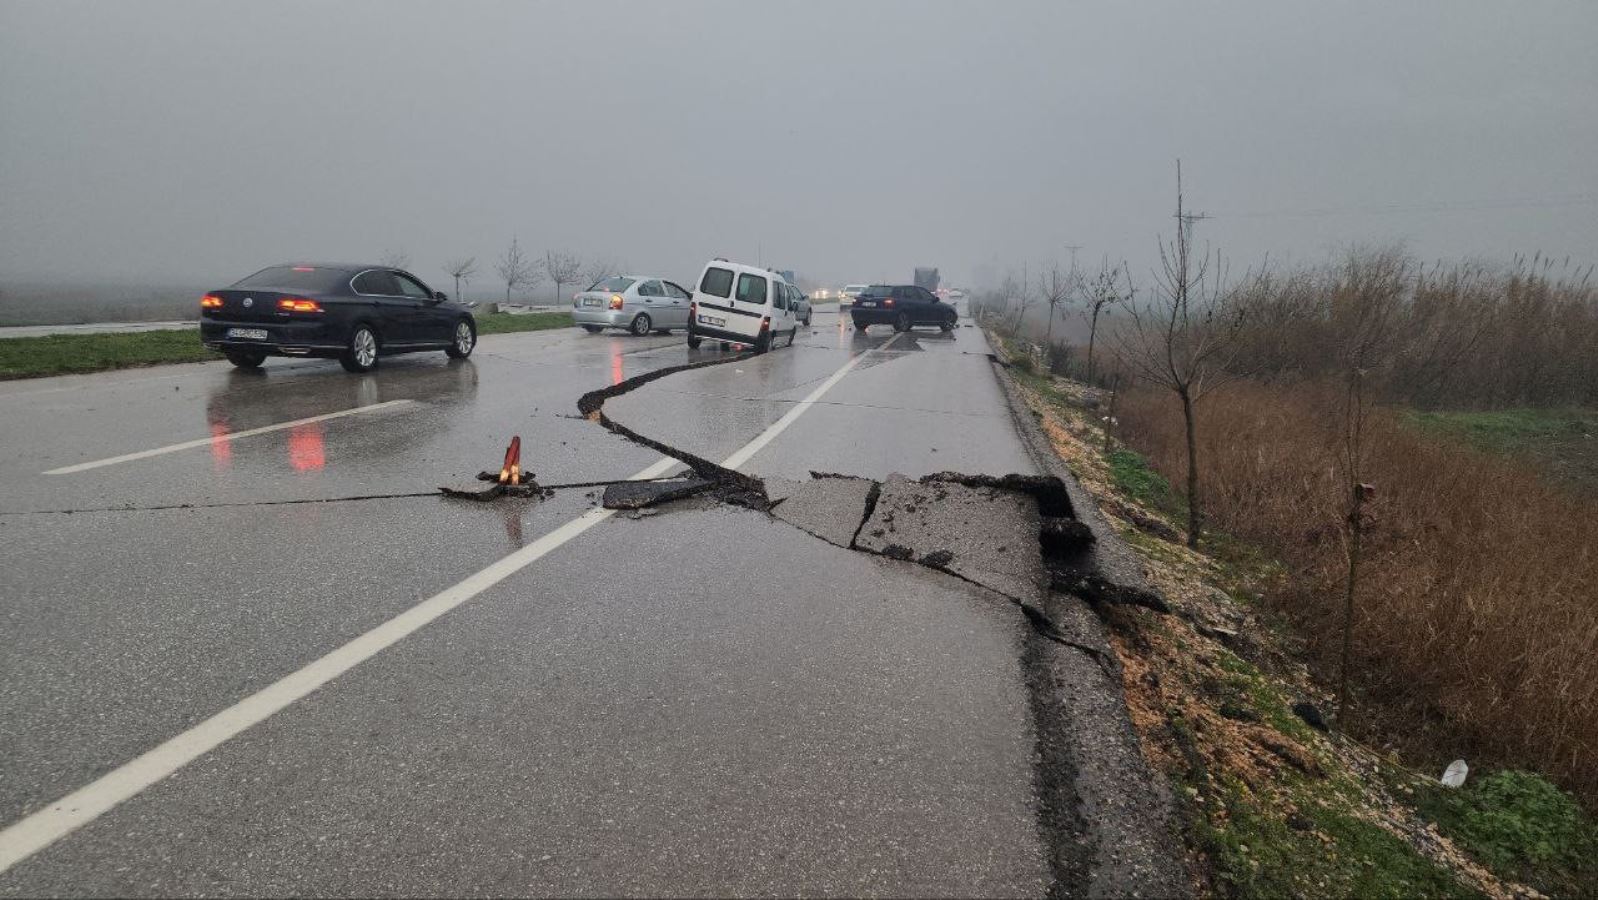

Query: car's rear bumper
left=571, top=307, right=631, bottom=328
left=690, top=322, right=766, bottom=345
left=200, top=319, right=346, bottom=355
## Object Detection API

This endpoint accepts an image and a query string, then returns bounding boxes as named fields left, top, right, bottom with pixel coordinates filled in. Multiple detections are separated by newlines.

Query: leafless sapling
left=443, top=256, right=478, bottom=304
left=495, top=237, right=541, bottom=304
left=1081, top=258, right=1135, bottom=384
left=379, top=249, right=410, bottom=269
left=1111, top=161, right=1248, bottom=549
left=544, top=251, right=584, bottom=305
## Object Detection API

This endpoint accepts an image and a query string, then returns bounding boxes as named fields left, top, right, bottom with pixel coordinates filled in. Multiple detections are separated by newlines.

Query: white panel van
left=687, top=259, right=800, bottom=352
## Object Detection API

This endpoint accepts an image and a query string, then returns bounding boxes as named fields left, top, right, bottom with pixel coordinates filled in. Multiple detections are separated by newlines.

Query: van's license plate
left=227, top=328, right=269, bottom=340
left=698, top=314, right=725, bottom=327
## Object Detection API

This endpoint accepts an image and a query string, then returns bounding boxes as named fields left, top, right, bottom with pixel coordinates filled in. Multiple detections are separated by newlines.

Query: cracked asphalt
left=0, top=303, right=1089, bottom=896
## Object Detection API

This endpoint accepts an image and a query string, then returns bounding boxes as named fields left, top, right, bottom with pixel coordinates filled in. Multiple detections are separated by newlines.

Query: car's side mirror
left=432, top=291, right=448, bottom=302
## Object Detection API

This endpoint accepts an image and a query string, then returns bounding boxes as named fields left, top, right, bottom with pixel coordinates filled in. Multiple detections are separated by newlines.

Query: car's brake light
left=278, top=297, right=322, bottom=313
left=883, top=298, right=895, bottom=307
left=200, top=295, right=223, bottom=309
left=609, top=294, right=624, bottom=310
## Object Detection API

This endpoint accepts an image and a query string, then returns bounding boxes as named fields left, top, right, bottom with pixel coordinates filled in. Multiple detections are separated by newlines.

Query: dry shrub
left=1117, top=380, right=1598, bottom=800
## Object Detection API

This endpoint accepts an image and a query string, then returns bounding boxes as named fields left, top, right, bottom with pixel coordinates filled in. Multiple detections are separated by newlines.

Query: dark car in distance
left=849, top=284, right=957, bottom=333
left=200, top=264, right=477, bottom=372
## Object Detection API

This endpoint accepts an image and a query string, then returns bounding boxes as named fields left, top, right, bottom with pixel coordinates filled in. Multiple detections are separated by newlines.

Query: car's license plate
left=699, top=314, right=725, bottom=327
left=582, top=298, right=601, bottom=306
left=227, top=328, right=269, bottom=340
left=857, top=300, right=876, bottom=307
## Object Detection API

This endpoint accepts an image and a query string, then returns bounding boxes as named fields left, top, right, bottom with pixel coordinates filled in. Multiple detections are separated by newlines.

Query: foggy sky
left=3, top=0, right=1596, bottom=295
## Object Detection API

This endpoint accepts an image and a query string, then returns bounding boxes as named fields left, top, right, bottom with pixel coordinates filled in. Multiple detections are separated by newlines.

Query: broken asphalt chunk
left=602, top=476, right=715, bottom=510
left=1052, top=572, right=1172, bottom=614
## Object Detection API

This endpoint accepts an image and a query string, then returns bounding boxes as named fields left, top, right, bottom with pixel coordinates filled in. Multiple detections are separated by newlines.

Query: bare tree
left=544, top=251, right=583, bottom=305
left=1038, top=261, right=1077, bottom=346
left=443, top=256, right=478, bottom=303
left=1081, top=258, right=1135, bottom=383
left=1111, top=161, right=1248, bottom=549
left=495, top=237, right=541, bottom=304
left=1005, top=272, right=1035, bottom=335
left=379, top=249, right=410, bottom=269
left=582, top=256, right=623, bottom=287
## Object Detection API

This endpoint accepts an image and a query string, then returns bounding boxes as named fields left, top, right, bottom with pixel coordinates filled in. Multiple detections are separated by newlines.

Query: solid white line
left=42, top=400, right=417, bottom=475
left=0, top=339, right=891, bottom=876
left=720, top=332, right=898, bottom=470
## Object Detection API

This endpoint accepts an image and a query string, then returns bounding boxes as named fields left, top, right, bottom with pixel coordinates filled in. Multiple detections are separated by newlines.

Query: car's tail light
left=609, top=294, right=624, bottom=310
left=883, top=298, right=895, bottom=307
left=200, top=295, right=223, bottom=309
left=278, top=297, right=322, bottom=313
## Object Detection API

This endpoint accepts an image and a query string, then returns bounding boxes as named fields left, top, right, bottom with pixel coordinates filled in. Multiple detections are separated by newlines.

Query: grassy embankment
left=993, top=333, right=1598, bottom=899
left=0, top=312, right=571, bottom=380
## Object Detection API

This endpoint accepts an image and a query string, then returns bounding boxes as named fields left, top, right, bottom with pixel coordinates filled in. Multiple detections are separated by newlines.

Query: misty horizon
left=3, top=1, right=1596, bottom=295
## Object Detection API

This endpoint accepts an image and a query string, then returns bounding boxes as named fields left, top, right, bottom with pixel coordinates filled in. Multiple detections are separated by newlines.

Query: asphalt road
left=0, top=304, right=1063, bottom=897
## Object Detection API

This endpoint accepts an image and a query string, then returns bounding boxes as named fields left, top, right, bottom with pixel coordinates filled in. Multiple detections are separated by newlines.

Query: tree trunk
left=505, top=283, right=512, bottom=304
left=1086, top=307, right=1100, bottom=383
left=1181, top=388, right=1201, bottom=549
left=1045, top=305, right=1055, bottom=345
left=1338, top=485, right=1362, bottom=725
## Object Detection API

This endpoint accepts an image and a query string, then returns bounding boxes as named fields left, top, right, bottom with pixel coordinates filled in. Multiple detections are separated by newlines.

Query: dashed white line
left=0, top=338, right=894, bottom=876
left=42, top=399, right=417, bottom=475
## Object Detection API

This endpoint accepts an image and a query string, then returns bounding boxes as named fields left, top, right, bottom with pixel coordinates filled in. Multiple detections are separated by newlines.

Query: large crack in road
left=562, top=340, right=1188, bottom=899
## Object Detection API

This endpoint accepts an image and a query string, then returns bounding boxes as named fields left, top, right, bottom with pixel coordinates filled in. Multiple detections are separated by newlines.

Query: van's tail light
left=200, top=295, right=223, bottom=309
left=761, top=316, right=771, bottom=330
left=278, top=297, right=322, bottom=313
left=689, top=301, right=697, bottom=316
left=608, top=294, right=624, bottom=310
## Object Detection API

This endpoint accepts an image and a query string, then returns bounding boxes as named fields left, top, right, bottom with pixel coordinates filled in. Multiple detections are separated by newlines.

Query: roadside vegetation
left=992, top=331, right=1598, bottom=897
left=0, top=311, right=571, bottom=380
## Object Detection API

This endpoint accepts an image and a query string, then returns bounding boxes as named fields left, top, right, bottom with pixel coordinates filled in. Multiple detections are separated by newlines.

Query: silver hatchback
left=572, top=275, right=694, bottom=335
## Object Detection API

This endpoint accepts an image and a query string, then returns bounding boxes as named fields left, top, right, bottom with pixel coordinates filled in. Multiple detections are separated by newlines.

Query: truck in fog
left=914, top=267, right=940, bottom=293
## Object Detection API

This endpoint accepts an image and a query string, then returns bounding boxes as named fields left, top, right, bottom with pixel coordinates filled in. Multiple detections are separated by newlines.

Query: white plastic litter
left=1441, top=759, right=1469, bottom=788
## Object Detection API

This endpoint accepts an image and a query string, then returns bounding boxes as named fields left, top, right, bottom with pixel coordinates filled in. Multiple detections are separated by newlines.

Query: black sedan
left=849, top=284, right=957, bottom=333
left=200, top=263, right=477, bottom=372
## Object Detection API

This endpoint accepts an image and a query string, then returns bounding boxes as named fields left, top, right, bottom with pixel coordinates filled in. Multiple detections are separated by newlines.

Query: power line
left=1211, top=192, right=1598, bottom=220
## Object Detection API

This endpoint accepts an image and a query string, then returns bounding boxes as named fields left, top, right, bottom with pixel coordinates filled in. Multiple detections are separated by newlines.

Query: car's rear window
left=231, top=266, right=348, bottom=292
left=735, top=273, right=768, bottom=305
left=699, top=267, right=733, bottom=298
left=589, top=276, right=636, bottom=293
left=860, top=284, right=893, bottom=297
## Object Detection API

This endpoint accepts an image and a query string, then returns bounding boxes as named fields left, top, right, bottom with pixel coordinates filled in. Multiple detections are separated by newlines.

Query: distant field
left=0, top=311, right=572, bottom=380
left=1408, top=407, right=1598, bottom=495
left=0, top=282, right=208, bottom=326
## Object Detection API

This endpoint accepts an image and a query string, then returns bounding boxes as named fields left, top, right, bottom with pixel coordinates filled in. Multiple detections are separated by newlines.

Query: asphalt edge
left=985, top=342, right=1192, bottom=899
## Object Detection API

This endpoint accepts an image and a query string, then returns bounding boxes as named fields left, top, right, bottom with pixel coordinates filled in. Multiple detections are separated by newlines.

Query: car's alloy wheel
left=341, top=325, right=379, bottom=373
left=894, top=312, right=912, bottom=332
left=446, top=320, right=476, bottom=358
left=630, top=313, right=651, bottom=336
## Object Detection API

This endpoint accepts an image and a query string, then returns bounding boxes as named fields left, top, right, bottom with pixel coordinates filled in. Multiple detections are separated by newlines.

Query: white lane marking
left=42, top=400, right=417, bottom=475
left=721, top=332, right=898, bottom=470
left=0, top=339, right=890, bottom=875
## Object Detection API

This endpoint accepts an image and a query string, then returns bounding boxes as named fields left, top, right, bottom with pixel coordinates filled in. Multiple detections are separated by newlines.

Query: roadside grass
left=1417, top=770, right=1598, bottom=897
left=1407, top=407, right=1598, bottom=494
left=474, top=311, right=571, bottom=335
left=985, top=326, right=1591, bottom=897
left=0, top=311, right=573, bottom=380
left=0, top=328, right=216, bottom=380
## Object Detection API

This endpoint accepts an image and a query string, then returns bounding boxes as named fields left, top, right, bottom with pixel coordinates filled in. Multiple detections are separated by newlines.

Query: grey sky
left=2, top=0, right=1595, bottom=294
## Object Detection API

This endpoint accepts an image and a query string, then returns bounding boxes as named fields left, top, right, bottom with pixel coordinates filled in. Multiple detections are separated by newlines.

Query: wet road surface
left=0, top=305, right=1059, bottom=896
